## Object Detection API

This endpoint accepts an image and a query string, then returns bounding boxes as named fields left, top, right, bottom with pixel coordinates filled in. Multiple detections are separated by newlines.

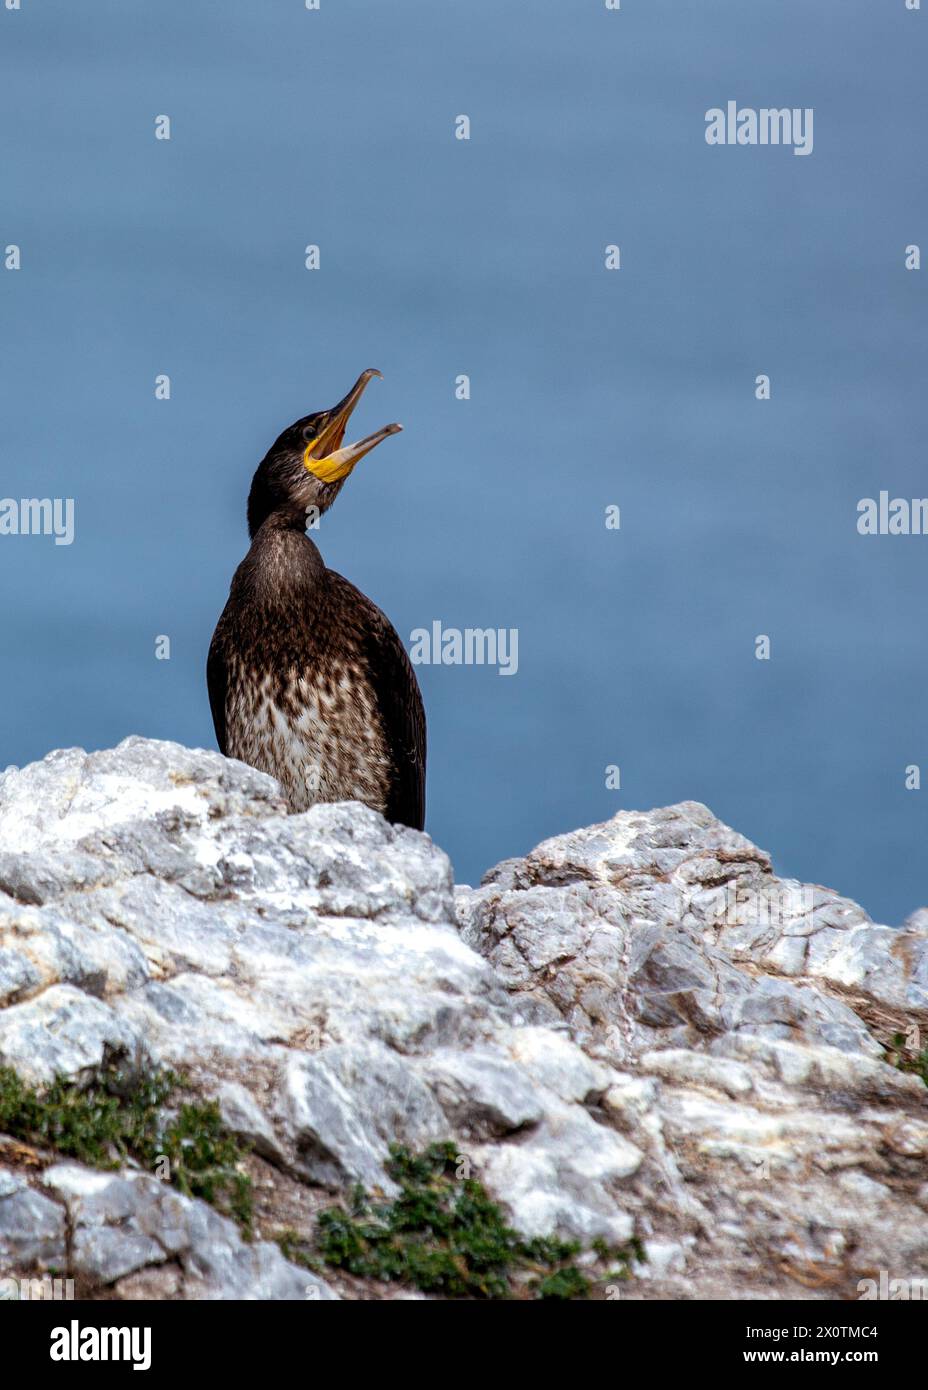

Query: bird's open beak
left=303, top=369, right=402, bottom=484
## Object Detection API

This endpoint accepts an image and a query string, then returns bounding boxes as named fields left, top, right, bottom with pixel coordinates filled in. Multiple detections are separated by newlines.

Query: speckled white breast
left=224, top=665, right=392, bottom=814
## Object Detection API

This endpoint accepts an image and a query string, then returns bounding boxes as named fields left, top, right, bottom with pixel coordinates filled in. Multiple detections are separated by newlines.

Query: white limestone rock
left=0, top=742, right=925, bottom=1300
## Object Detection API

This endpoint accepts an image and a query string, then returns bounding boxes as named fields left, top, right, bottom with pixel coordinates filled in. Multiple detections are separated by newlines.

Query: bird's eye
left=301, top=425, right=317, bottom=444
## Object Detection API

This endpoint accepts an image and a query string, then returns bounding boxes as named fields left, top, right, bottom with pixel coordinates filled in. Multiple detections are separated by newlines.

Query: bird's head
left=246, top=368, right=402, bottom=537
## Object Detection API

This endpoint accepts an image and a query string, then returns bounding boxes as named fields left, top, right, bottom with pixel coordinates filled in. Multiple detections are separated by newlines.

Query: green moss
left=309, top=1141, right=641, bottom=1300
left=889, top=1033, right=928, bottom=1087
left=0, top=1062, right=252, bottom=1233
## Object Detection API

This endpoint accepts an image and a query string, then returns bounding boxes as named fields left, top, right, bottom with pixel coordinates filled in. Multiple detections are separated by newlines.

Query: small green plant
left=276, top=1228, right=324, bottom=1273
left=157, top=1098, right=253, bottom=1231
left=592, top=1233, right=647, bottom=1285
left=309, top=1141, right=640, bottom=1299
left=889, top=1033, right=928, bottom=1087
left=0, top=1062, right=252, bottom=1232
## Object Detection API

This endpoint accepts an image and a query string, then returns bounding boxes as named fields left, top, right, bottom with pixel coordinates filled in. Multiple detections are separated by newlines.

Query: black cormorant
left=207, top=369, right=426, bottom=830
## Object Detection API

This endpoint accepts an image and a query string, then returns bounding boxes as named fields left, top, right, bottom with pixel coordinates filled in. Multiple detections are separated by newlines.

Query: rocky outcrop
left=0, top=739, right=925, bottom=1299
left=457, top=804, right=928, bottom=1298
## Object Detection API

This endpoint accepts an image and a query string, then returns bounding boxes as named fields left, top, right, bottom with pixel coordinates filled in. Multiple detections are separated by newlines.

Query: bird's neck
left=247, top=499, right=313, bottom=540
left=240, top=520, right=326, bottom=608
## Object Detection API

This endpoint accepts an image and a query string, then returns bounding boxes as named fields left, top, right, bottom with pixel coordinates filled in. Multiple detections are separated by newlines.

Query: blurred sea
left=0, top=0, right=925, bottom=921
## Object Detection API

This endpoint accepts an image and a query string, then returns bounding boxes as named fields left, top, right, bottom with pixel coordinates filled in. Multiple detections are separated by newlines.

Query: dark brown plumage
left=207, top=371, right=426, bottom=830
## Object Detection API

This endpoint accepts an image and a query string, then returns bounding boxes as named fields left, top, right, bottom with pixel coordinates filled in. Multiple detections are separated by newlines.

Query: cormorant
left=207, top=369, right=426, bottom=830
